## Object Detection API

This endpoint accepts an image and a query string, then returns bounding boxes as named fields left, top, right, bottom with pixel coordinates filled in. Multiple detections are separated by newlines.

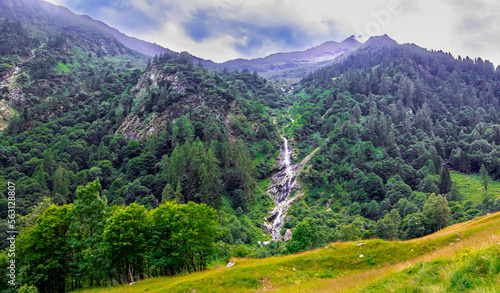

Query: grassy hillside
left=354, top=244, right=500, bottom=292
left=450, top=171, right=500, bottom=204
left=74, top=210, right=500, bottom=293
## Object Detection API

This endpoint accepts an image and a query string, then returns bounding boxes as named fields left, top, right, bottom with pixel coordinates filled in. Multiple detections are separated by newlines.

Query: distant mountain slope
left=0, top=0, right=173, bottom=57
left=0, top=0, right=402, bottom=81
left=203, top=36, right=361, bottom=80
left=203, top=35, right=403, bottom=81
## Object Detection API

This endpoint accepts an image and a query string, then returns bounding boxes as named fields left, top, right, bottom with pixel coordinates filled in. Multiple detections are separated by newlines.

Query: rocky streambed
left=263, top=137, right=319, bottom=241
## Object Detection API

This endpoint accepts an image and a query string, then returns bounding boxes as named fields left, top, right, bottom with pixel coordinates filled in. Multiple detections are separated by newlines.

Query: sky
left=43, top=0, right=500, bottom=65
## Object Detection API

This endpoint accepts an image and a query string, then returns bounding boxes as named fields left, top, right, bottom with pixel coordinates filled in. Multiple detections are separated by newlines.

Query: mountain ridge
left=0, top=0, right=174, bottom=57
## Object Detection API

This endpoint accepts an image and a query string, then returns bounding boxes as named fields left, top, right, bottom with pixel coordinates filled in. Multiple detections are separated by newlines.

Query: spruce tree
left=174, top=180, right=183, bottom=203
left=480, top=164, right=490, bottom=194
left=439, top=166, right=452, bottom=195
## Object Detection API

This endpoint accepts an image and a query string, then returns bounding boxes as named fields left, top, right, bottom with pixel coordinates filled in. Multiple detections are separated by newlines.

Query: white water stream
left=265, top=136, right=300, bottom=240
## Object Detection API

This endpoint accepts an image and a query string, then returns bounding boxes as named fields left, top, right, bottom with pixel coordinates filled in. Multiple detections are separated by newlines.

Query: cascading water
left=264, top=136, right=300, bottom=240
left=264, top=135, right=321, bottom=241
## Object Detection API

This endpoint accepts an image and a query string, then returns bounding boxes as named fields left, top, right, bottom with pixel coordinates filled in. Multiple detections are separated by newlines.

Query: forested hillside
left=1, top=1, right=500, bottom=292
left=279, top=38, right=500, bottom=251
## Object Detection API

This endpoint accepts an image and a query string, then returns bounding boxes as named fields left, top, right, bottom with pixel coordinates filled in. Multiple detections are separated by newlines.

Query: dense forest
left=280, top=40, right=500, bottom=249
left=1, top=3, right=500, bottom=293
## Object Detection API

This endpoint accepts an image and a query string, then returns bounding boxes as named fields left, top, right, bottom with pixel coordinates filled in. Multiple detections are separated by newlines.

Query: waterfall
left=264, top=136, right=321, bottom=241
left=264, top=136, right=299, bottom=240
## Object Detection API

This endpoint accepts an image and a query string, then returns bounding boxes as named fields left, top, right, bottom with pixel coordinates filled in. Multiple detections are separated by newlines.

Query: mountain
left=0, top=0, right=173, bottom=57
left=1, top=0, right=500, bottom=292
left=203, top=35, right=402, bottom=81
left=203, top=35, right=362, bottom=81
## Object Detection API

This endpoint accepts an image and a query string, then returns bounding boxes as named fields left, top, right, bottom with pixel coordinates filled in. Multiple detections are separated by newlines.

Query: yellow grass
left=76, top=211, right=500, bottom=293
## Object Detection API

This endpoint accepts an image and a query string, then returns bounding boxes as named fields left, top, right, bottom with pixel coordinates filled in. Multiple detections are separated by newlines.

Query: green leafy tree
left=334, top=224, right=361, bottom=241
left=69, top=179, right=107, bottom=287
left=286, top=217, right=324, bottom=253
left=102, top=203, right=151, bottom=283
left=423, top=193, right=451, bottom=232
left=150, top=201, right=219, bottom=274
left=375, top=209, right=400, bottom=240
left=20, top=205, right=72, bottom=292
left=364, top=173, right=385, bottom=200
left=400, top=212, right=427, bottom=240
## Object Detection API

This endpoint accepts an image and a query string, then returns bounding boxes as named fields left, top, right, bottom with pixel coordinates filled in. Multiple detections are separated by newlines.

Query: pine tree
left=52, top=167, right=70, bottom=201
left=174, top=180, right=183, bottom=203
left=480, top=164, right=490, bottom=194
left=234, top=139, right=254, bottom=195
left=162, top=183, right=172, bottom=203
left=42, top=148, right=56, bottom=176
left=166, top=147, right=179, bottom=185
left=439, top=166, right=452, bottom=195
left=34, top=165, right=49, bottom=192
left=200, top=147, right=221, bottom=207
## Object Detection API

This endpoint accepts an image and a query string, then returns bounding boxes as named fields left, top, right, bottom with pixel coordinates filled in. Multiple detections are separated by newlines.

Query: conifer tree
left=439, top=166, right=452, bottom=195
left=480, top=164, right=490, bottom=194
left=162, top=183, right=172, bottom=203
left=174, top=180, right=183, bottom=203
left=52, top=167, right=70, bottom=202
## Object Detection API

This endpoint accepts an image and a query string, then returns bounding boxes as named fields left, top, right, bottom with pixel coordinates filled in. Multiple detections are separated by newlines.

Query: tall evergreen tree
left=439, top=166, right=452, bottom=195
left=480, top=164, right=490, bottom=194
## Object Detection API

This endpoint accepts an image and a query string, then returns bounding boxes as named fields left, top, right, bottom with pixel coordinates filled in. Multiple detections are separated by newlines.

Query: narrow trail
left=0, top=45, right=42, bottom=89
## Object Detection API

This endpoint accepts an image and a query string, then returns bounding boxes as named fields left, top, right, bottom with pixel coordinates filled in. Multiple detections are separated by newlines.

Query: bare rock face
left=0, top=100, right=15, bottom=132
left=284, top=229, right=292, bottom=242
left=263, top=222, right=273, bottom=235
left=115, top=65, right=228, bottom=140
left=324, top=199, right=332, bottom=209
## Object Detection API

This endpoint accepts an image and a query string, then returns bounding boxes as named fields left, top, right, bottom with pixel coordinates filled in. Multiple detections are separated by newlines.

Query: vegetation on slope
left=71, top=211, right=500, bottom=293
left=272, top=40, right=500, bottom=254
left=355, top=244, right=500, bottom=293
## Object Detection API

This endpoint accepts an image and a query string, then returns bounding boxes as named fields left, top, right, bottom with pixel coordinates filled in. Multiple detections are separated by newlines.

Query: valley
left=0, top=0, right=499, bottom=292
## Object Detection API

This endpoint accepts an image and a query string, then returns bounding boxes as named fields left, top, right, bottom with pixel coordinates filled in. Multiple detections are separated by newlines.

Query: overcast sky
left=44, top=0, right=500, bottom=65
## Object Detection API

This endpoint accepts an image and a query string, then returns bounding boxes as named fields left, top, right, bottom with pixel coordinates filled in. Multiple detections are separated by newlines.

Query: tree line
left=12, top=180, right=219, bottom=292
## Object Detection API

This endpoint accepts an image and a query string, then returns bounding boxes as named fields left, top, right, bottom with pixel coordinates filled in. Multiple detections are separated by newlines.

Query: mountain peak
left=341, top=35, right=361, bottom=45
left=364, top=34, right=398, bottom=47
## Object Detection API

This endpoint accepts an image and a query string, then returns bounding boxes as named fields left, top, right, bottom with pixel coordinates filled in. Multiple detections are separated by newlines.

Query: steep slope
left=0, top=0, right=173, bottom=57
left=73, top=211, right=500, bottom=292
left=263, top=36, right=500, bottom=253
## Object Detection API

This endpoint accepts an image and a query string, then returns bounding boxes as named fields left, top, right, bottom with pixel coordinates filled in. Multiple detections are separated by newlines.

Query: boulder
left=284, top=229, right=293, bottom=242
